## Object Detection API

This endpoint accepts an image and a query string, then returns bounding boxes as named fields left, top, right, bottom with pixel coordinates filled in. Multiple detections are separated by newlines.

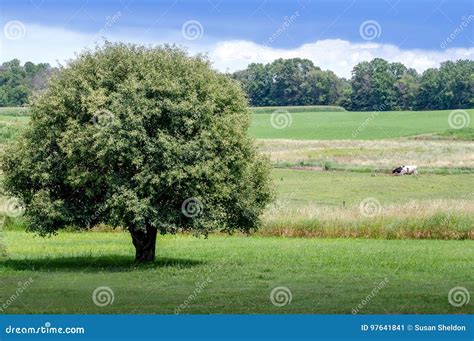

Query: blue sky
left=1, top=0, right=473, bottom=77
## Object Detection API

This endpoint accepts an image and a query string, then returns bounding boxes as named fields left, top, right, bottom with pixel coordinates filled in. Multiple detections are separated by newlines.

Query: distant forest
left=1, top=57, right=473, bottom=111
left=232, top=58, right=473, bottom=111
left=0, top=59, right=58, bottom=107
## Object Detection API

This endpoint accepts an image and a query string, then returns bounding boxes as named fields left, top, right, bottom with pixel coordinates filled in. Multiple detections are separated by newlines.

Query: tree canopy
left=0, top=59, right=57, bottom=106
left=1, top=57, right=472, bottom=111
left=232, top=58, right=348, bottom=107
left=1, top=43, right=273, bottom=262
left=232, top=58, right=473, bottom=111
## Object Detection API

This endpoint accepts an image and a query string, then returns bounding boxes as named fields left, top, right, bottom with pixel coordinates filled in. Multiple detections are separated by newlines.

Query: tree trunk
left=130, top=225, right=157, bottom=263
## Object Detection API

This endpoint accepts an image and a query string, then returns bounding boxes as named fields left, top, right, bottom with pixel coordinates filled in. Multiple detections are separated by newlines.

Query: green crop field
left=1, top=107, right=472, bottom=142
left=0, top=106, right=473, bottom=314
left=250, top=109, right=474, bottom=140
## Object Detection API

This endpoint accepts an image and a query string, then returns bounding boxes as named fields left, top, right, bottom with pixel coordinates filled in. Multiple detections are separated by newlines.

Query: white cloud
left=1, top=23, right=473, bottom=78
left=210, top=39, right=474, bottom=78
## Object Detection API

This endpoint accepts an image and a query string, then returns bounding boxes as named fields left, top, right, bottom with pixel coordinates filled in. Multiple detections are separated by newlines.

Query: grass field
left=3, top=107, right=472, bottom=141
left=250, top=109, right=474, bottom=140
left=272, top=169, right=473, bottom=206
left=260, top=139, right=474, bottom=172
left=1, top=231, right=473, bottom=314
left=0, top=106, right=472, bottom=314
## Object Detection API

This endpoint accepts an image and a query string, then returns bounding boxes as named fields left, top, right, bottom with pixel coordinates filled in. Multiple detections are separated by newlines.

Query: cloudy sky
left=1, top=0, right=473, bottom=78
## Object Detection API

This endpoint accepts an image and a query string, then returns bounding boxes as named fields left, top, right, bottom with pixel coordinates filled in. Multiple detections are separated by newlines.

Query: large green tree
left=2, top=43, right=273, bottom=262
left=349, top=58, right=419, bottom=111
left=232, top=58, right=347, bottom=107
left=416, top=60, right=474, bottom=110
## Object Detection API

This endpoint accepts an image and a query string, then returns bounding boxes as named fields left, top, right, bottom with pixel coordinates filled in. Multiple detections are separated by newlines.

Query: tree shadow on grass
left=2, top=255, right=204, bottom=272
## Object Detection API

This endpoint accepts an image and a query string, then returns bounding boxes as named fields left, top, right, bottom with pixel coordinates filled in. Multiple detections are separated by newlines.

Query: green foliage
left=416, top=60, right=474, bottom=110
left=349, top=58, right=419, bottom=111
left=0, top=123, right=21, bottom=143
left=0, top=59, right=57, bottom=106
left=234, top=57, right=473, bottom=111
left=1, top=43, right=273, bottom=237
left=232, top=58, right=349, bottom=107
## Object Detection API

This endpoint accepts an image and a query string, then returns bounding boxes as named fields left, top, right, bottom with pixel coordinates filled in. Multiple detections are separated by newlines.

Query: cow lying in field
left=392, top=165, right=417, bottom=175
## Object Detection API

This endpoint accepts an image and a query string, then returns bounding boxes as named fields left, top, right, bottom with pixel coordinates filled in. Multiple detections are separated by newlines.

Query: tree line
left=0, top=59, right=58, bottom=107
left=232, top=58, right=474, bottom=111
left=1, top=57, right=472, bottom=110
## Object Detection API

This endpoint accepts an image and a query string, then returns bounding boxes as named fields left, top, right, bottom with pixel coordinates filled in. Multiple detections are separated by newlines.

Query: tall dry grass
left=258, top=139, right=474, bottom=170
left=260, top=199, right=474, bottom=239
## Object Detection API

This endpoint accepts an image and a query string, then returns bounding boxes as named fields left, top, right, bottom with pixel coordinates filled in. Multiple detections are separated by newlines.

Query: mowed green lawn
left=1, top=231, right=473, bottom=314
left=250, top=109, right=473, bottom=140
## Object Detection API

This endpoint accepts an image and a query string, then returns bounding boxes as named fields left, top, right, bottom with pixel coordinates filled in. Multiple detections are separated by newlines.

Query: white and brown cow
left=392, top=165, right=417, bottom=175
